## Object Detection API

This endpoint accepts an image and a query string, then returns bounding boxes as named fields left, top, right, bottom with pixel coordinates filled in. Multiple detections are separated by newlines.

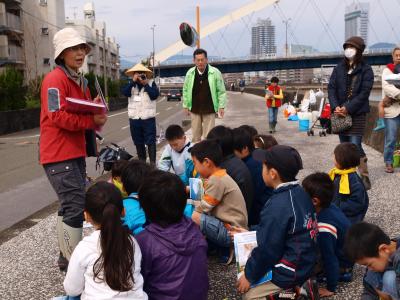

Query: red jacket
left=266, top=85, right=283, bottom=108
left=39, top=66, right=96, bottom=164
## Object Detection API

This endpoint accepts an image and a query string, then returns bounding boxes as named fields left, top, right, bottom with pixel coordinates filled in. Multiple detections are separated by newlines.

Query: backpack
left=96, top=143, right=133, bottom=172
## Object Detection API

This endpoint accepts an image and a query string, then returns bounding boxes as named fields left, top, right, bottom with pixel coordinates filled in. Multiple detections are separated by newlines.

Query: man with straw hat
left=122, top=63, right=159, bottom=164
left=40, top=27, right=107, bottom=270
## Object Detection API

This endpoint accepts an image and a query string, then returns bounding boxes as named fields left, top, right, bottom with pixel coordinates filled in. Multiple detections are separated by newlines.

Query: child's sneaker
left=373, top=118, right=385, bottom=131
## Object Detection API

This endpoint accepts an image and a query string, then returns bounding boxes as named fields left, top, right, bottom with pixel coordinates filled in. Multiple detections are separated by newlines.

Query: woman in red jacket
left=40, top=28, right=107, bottom=270
left=265, top=77, right=284, bottom=133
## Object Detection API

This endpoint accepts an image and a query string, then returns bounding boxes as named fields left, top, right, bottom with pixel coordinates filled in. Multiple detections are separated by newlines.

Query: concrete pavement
left=1, top=91, right=399, bottom=299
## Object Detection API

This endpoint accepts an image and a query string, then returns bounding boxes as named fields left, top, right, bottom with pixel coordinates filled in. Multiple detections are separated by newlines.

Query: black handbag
left=96, top=143, right=133, bottom=172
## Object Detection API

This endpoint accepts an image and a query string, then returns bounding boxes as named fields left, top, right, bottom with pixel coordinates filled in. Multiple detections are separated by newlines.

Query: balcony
left=0, top=40, right=24, bottom=66
left=0, top=11, right=22, bottom=34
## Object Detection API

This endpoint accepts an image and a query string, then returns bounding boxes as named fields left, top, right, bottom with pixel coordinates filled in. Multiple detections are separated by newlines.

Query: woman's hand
left=319, top=287, right=334, bottom=298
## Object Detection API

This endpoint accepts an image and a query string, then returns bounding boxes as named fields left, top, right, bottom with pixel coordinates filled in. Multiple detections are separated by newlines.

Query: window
left=43, top=58, right=50, bottom=65
left=41, top=27, right=49, bottom=35
left=39, top=0, right=47, bottom=6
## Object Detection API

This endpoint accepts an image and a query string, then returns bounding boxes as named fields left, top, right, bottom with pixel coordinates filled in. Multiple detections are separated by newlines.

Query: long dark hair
left=85, top=181, right=135, bottom=291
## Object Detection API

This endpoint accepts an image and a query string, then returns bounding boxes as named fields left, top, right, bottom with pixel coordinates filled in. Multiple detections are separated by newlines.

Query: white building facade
left=345, top=2, right=369, bottom=45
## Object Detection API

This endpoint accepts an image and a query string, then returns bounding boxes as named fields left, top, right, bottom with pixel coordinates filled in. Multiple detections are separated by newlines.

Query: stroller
left=96, top=143, right=133, bottom=173
left=307, top=97, right=331, bottom=137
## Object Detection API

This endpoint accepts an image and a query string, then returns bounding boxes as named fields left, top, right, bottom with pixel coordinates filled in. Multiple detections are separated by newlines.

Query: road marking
left=158, top=97, right=166, bottom=103
left=166, top=107, right=172, bottom=111
left=122, top=125, right=130, bottom=130
left=0, top=134, right=40, bottom=140
left=108, top=110, right=128, bottom=118
left=156, top=112, right=160, bottom=115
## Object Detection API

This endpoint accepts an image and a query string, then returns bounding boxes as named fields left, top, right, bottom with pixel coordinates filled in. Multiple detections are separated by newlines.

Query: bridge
left=149, top=0, right=398, bottom=78
left=159, top=51, right=392, bottom=77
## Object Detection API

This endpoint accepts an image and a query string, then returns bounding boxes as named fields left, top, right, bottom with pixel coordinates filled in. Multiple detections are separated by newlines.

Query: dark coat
left=333, top=172, right=369, bottom=224
left=245, top=183, right=318, bottom=289
left=136, top=217, right=208, bottom=300
left=328, top=60, right=374, bottom=115
left=220, top=154, right=254, bottom=219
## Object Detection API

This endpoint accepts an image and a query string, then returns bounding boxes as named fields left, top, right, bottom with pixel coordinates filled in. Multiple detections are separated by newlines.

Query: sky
left=64, top=0, right=400, bottom=62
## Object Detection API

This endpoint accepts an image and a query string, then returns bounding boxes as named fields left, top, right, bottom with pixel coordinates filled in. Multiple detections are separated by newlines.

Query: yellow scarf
left=113, top=178, right=128, bottom=198
left=328, top=167, right=357, bottom=195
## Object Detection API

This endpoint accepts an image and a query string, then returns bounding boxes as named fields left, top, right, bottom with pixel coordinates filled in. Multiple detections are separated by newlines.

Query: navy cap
left=253, top=145, right=303, bottom=180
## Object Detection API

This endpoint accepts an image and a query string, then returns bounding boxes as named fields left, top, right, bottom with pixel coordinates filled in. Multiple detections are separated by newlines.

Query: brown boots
left=358, top=156, right=371, bottom=190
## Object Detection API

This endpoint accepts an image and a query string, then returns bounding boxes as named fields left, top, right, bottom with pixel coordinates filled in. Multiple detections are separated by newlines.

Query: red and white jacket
left=39, top=66, right=96, bottom=165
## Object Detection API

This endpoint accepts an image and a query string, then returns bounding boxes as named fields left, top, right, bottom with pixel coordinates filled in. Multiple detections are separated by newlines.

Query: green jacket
left=182, top=64, right=226, bottom=112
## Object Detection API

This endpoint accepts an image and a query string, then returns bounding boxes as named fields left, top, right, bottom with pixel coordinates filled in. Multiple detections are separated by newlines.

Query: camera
left=139, top=74, right=147, bottom=80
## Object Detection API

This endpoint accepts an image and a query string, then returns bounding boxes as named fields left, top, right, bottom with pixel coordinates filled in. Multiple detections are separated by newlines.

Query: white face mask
left=344, top=48, right=357, bottom=59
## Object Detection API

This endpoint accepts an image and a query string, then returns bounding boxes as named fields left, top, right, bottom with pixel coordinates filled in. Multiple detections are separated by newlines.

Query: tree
left=0, top=67, right=26, bottom=111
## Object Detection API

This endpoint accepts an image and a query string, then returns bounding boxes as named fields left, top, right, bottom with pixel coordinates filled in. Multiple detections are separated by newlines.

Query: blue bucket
left=298, top=119, right=310, bottom=132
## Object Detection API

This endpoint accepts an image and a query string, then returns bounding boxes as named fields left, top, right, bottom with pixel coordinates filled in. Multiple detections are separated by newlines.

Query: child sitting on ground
left=190, top=140, right=248, bottom=250
left=232, top=127, right=274, bottom=226
left=345, top=222, right=400, bottom=300
left=253, top=134, right=278, bottom=150
left=302, top=172, right=353, bottom=298
left=63, top=182, right=147, bottom=300
left=121, top=159, right=152, bottom=235
left=374, top=63, right=400, bottom=131
left=109, top=159, right=129, bottom=198
left=158, top=124, right=193, bottom=183
left=329, top=142, right=369, bottom=224
left=237, top=145, right=317, bottom=299
left=136, top=170, right=208, bottom=300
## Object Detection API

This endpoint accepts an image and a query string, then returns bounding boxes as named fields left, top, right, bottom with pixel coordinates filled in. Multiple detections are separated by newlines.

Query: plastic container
left=299, top=119, right=310, bottom=132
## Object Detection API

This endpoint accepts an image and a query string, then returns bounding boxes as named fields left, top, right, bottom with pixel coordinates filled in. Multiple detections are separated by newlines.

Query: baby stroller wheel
left=307, top=131, right=311, bottom=136
left=319, top=131, right=323, bottom=137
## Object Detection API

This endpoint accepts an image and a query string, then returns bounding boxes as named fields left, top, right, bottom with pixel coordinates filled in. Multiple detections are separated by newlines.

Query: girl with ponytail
left=63, top=181, right=148, bottom=300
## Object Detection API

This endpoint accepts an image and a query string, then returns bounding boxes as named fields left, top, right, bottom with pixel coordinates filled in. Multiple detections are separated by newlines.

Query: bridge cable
left=233, top=13, right=256, bottom=57
left=314, top=0, right=342, bottom=48
left=375, top=0, right=400, bottom=42
left=273, top=3, right=300, bottom=46
left=206, top=35, right=223, bottom=59
left=354, top=0, right=380, bottom=44
left=291, top=0, right=311, bottom=35
left=308, top=0, right=340, bottom=50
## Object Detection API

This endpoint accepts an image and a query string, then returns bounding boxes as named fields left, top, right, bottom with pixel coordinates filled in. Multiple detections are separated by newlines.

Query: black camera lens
left=139, top=74, right=147, bottom=80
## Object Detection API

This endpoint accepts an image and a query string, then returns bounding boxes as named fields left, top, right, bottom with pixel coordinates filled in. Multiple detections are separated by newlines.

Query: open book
left=65, top=97, right=106, bottom=114
left=234, top=231, right=272, bottom=287
left=189, top=177, right=204, bottom=200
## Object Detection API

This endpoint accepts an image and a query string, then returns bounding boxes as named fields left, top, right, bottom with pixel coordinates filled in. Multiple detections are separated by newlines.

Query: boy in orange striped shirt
left=190, top=140, right=248, bottom=249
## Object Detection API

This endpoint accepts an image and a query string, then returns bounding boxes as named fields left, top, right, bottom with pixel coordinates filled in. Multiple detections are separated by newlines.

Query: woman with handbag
left=328, top=36, right=374, bottom=190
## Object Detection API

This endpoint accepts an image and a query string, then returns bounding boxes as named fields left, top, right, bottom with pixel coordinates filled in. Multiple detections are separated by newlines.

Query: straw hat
left=125, top=63, right=153, bottom=78
left=53, top=27, right=91, bottom=61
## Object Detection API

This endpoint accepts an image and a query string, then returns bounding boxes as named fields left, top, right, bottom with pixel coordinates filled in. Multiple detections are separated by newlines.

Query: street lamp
left=150, top=25, right=156, bottom=74
left=282, top=18, right=291, bottom=58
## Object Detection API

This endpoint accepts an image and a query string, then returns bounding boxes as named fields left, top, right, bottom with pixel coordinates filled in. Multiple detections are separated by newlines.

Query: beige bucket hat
left=53, top=27, right=91, bottom=61
left=125, top=63, right=153, bottom=78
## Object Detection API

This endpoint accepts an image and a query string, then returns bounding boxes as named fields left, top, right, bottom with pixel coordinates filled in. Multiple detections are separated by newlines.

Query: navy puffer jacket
left=328, top=60, right=374, bottom=115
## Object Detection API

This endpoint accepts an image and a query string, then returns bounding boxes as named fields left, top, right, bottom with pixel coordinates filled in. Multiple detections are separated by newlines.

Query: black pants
left=43, top=157, right=86, bottom=228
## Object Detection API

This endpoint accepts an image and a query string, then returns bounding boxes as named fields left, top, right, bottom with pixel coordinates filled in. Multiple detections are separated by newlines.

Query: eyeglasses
left=67, top=44, right=88, bottom=52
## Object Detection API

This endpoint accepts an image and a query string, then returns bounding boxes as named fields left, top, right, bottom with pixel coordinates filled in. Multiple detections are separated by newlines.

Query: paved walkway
left=1, top=92, right=399, bottom=299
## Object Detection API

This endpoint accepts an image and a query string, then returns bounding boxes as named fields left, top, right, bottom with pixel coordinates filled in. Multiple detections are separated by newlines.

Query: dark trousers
left=43, top=158, right=86, bottom=228
left=129, top=117, right=157, bottom=163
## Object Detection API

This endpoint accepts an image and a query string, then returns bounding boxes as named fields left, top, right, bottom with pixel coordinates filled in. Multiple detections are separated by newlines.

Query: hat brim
left=55, top=41, right=91, bottom=61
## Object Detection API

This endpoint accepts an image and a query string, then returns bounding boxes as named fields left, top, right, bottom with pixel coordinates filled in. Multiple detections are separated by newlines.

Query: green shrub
left=24, top=75, right=43, bottom=109
left=0, top=67, right=26, bottom=111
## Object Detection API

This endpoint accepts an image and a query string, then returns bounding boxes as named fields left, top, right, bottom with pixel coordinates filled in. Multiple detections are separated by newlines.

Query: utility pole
left=196, top=6, right=200, bottom=48
left=102, top=26, right=108, bottom=99
left=283, top=18, right=291, bottom=58
left=151, top=25, right=156, bottom=74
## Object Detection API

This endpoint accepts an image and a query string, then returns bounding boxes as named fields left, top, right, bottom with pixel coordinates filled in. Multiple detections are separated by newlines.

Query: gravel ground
left=1, top=92, right=399, bottom=300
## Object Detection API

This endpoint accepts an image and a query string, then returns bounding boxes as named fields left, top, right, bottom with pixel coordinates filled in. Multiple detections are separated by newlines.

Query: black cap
left=253, top=145, right=303, bottom=180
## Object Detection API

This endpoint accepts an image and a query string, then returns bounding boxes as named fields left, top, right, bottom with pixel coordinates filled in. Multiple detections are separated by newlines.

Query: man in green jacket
left=183, top=48, right=226, bottom=142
